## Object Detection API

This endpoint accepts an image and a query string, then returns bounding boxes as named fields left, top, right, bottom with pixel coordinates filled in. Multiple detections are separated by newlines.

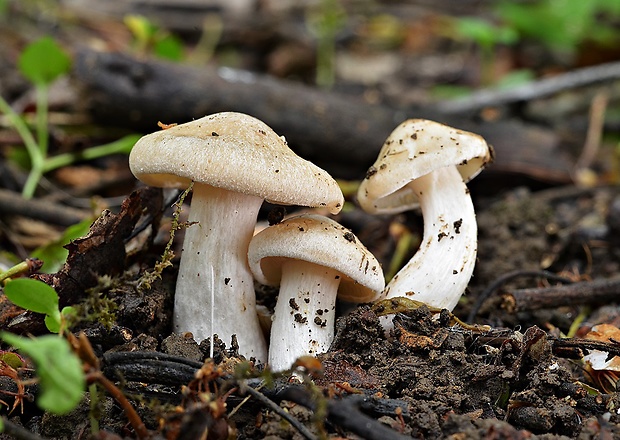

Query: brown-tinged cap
left=129, top=112, right=344, bottom=214
left=248, top=214, right=385, bottom=303
left=358, top=119, right=493, bottom=214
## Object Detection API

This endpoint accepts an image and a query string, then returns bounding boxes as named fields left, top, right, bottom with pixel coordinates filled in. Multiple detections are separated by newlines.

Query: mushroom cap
left=248, top=214, right=385, bottom=303
left=129, top=112, right=344, bottom=214
left=357, top=119, right=493, bottom=214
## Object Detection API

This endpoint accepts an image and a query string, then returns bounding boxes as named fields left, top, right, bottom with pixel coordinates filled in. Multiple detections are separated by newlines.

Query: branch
left=435, top=61, right=620, bottom=114
left=0, top=416, right=46, bottom=440
left=467, top=270, right=574, bottom=322
left=0, top=188, right=89, bottom=226
left=504, top=277, right=620, bottom=313
left=73, top=49, right=573, bottom=181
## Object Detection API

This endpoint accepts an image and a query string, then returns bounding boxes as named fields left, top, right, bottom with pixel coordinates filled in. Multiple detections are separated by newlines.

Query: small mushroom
left=129, top=112, right=344, bottom=361
left=357, top=119, right=493, bottom=312
left=248, top=214, right=385, bottom=372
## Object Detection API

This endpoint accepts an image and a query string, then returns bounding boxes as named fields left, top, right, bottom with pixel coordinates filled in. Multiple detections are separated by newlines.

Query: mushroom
left=129, top=112, right=344, bottom=361
left=357, top=119, right=493, bottom=312
left=248, top=214, right=385, bottom=372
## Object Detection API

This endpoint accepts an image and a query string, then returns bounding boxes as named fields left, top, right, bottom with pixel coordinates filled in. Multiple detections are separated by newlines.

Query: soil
left=1, top=1, right=620, bottom=439
left=3, top=183, right=620, bottom=439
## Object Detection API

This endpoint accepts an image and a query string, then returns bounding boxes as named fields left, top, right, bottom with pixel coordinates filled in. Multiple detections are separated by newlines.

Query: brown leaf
left=38, top=187, right=163, bottom=307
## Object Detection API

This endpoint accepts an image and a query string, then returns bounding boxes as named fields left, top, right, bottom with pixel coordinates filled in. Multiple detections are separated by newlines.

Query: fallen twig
left=550, top=335, right=620, bottom=359
left=0, top=188, right=89, bottom=226
left=86, top=371, right=150, bottom=439
left=102, top=350, right=411, bottom=439
left=469, top=326, right=620, bottom=366
left=104, top=352, right=318, bottom=439
left=574, top=90, right=609, bottom=174
left=71, top=333, right=151, bottom=440
left=467, top=270, right=574, bottom=323
left=503, top=277, right=620, bottom=313
left=328, top=395, right=411, bottom=440
left=274, top=386, right=411, bottom=440
left=0, top=416, right=46, bottom=440
left=435, top=60, right=620, bottom=114
left=73, top=49, right=573, bottom=181
left=239, top=383, right=318, bottom=440
left=103, top=351, right=203, bottom=385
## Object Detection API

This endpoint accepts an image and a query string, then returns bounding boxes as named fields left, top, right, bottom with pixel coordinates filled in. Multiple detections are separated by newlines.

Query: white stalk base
left=268, top=260, right=340, bottom=372
left=173, top=184, right=268, bottom=362
left=384, top=166, right=477, bottom=314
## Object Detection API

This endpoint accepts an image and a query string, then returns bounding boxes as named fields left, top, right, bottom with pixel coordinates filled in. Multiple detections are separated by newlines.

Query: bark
left=73, top=49, right=573, bottom=181
left=505, top=277, right=620, bottom=312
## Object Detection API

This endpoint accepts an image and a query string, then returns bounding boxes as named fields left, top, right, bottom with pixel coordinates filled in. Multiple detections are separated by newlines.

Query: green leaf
left=3, top=278, right=59, bottom=317
left=430, top=84, right=472, bottom=100
left=0, top=351, right=25, bottom=369
left=0, top=333, right=85, bottom=414
left=6, top=145, right=31, bottom=170
left=18, top=37, right=71, bottom=86
left=61, top=306, right=77, bottom=319
left=45, top=306, right=77, bottom=334
left=124, top=14, right=158, bottom=44
left=453, top=17, right=518, bottom=49
left=44, top=311, right=62, bottom=334
left=32, top=218, right=93, bottom=273
left=154, top=34, right=184, bottom=61
left=495, top=69, right=535, bottom=89
left=454, top=17, right=498, bottom=48
left=495, top=0, right=620, bottom=54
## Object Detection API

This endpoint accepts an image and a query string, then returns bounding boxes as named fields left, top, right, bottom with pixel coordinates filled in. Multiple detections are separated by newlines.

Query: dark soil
left=3, top=182, right=620, bottom=439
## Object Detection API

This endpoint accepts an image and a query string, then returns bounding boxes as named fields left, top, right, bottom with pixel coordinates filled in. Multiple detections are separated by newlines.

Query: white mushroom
left=357, top=119, right=493, bottom=313
left=129, top=112, right=344, bottom=361
left=248, top=214, right=385, bottom=372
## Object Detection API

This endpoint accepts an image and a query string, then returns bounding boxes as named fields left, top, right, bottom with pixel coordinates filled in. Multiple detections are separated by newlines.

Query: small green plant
left=495, top=0, right=620, bottom=56
left=2, top=36, right=69, bottom=199
left=186, top=14, right=223, bottom=65
left=31, top=217, right=94, bottom=273
left=124, top=14, right=184, bottom=61
left=0, top=333, right=85, bottom=415
left=306, top=0, right=347, bottom=88
left=0, top=0, right=8, bottom=19
left=3, top=277, right=75, bottom=333
left=449, top=16, right=518, bottom=85
left=0, top=277, right=85, bottom=415
left=446, top=0, right=620, bottom=89
left=0, top=36, right=141, bottom=199
left=0, top=272, right=148, bottom=434
left=75, top=278, right=119, bottom=331
left=138, top=184, right=192, bottom=291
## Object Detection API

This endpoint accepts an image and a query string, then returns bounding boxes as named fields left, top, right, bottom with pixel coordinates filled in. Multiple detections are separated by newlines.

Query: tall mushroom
left=357, top=119, right=493, bottom=312
left=129, top=112, right=344, bottom=361
left=248, top=214, right=384, bottom=372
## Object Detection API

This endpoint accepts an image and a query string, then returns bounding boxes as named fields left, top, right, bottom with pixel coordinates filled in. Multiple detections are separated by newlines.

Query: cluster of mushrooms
left=129, top=112, right=493, bottom=372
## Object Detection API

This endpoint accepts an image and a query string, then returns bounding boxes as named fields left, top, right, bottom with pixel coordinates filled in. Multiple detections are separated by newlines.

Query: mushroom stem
left=269, top=259, right=340, bottom=372
left=384, top=165, right=477, bottom=311
left=173, top=183, right=268, bottom=361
